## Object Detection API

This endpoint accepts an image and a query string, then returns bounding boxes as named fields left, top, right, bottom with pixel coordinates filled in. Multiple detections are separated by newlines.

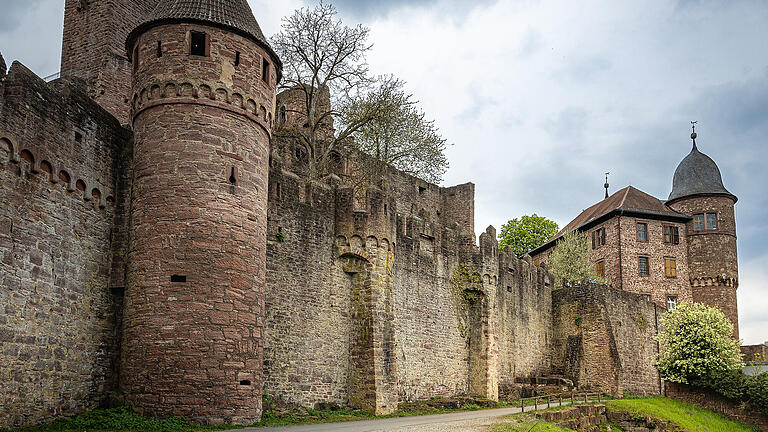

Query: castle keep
left=530, top=131, right=740, bottom=338
left=0, top=0, right=737, bottom=428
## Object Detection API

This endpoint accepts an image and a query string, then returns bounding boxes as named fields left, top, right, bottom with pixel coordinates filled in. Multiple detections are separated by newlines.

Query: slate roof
left=530, top=186, right=690, bottom=255
left=126, top=0, right=280, bottom=70
left=668, top=143, right=736, bottom=203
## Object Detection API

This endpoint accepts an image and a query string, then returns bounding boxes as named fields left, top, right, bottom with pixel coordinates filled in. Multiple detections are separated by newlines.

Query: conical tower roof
left=668, top=141, right=736, bottom=203
left=126, top=0, right=280, bottom=69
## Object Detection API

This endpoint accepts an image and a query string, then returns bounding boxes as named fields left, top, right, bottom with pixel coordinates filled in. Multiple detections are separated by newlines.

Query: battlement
left=0, top=61, right=129, bottom=211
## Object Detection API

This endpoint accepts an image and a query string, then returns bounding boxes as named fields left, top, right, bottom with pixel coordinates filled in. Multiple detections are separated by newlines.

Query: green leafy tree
left=748, top=373, right=768, bottom=416
left=655, top=302, right=743, bottom=385
left=548, top=230, right=598, bottom=287
left=498, top=214, right=559, bottom=257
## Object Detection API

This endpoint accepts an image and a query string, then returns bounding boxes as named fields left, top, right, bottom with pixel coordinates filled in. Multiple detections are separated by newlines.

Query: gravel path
left=232, top=401, right=569, bottom=432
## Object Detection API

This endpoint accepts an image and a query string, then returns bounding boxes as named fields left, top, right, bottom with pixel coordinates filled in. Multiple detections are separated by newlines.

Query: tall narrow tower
left=60, top=0, right=155, bottom=123
left=666, top=128, right=739, bottom=337
left=122, top=0, right=280, bottom=424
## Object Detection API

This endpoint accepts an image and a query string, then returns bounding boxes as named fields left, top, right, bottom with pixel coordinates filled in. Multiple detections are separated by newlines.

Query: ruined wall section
left=0, top=62, right=130, bottom=428
left=551, top=285, right=662, bottom=396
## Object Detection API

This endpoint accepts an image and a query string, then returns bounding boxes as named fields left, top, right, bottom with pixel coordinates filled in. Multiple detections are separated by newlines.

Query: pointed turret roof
left=667, top=141, right=736, bottom=203
left=126, top=0, right=280, bottom=69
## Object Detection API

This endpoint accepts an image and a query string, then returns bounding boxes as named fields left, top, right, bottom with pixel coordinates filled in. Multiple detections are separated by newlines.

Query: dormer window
left=190, top=31, right=208, bottom=56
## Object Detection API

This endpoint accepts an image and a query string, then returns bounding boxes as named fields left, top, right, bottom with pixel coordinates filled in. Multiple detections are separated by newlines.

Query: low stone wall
left=605, top=409, right=681, bottom=431
left=538, top=405, right=607, bottom=431
left=665, top=382, right=768, bottom=431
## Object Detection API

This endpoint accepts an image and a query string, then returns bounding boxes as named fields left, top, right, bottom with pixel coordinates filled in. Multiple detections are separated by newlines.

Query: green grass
left=3, top=399, right=515, bottom=431
left=606, top=397, right=758, bottom=432
left=3, top=395, right=600, bottom=431
left=489, top=414, right=572, bottom=432
left=252, top=408, right=374, bottom=427
left=1, top=407, right=239, bottom=432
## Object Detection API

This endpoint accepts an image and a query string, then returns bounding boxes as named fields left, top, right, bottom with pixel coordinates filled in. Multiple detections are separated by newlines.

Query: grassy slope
left=490, top=414, right=572, bottom=432
left=606, top=397, right=757, bottom=432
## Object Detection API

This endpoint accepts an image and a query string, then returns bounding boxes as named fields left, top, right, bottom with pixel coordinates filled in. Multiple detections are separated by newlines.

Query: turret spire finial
left=691, top=120, right=698, bottom=149
left=604, top=172, right=610, bottom=199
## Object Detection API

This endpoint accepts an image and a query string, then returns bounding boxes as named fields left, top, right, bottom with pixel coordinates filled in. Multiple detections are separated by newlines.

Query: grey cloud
left=332, top=0, right=497, bottom=19
left=0, top=0, right=43, bottom=33
left=557, top=56, right=612, bottom=83
left=546, top=107, right=589, bottom=141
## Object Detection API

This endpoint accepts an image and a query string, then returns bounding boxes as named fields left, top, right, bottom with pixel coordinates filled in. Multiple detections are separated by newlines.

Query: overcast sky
left=0, top=0, right=765, bottom=344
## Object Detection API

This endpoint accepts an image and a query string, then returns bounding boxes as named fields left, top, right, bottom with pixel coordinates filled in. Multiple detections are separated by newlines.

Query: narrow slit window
left=234, top=51, right=240, bottom=67
left=157, top=41, right=162, bottom=57
left=190, top=31, right=207, bottom=56
left=228, top=166, right=237, bottom=184
left=170, top=275, right=187, bottom=283
left=262, top=58, right=270, bottom=83
left=240, top=380, right=251, bottom=386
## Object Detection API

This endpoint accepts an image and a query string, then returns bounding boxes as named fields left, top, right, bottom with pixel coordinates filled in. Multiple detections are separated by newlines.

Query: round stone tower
left=666, top=130, right=739, bottom=337
left=123, top=0, right=280, bottom=424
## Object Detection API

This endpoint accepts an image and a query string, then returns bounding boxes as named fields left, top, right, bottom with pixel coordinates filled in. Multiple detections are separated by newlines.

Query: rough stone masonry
left=0, top=0, right=738, bottom=428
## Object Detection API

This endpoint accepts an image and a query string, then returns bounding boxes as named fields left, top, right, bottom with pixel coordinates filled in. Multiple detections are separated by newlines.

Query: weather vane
left=690, top=121, right=698, bottom=148
left=604, top=172, right=610, bottom=199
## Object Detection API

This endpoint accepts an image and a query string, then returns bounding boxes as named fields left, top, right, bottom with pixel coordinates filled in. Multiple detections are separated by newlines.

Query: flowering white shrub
left=655, top=302, right=742, bottom=384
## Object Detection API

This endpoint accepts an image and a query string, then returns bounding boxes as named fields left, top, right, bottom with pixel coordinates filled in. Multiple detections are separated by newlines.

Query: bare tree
left=343, top=84, right=449, bottom=184
left=271, top=3, right=449, bottom=183
left=272, top=2, right=374, bottom=179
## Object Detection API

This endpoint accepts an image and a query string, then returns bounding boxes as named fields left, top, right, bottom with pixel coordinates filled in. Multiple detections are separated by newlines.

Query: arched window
left=278, top=105, right=287, bottom=126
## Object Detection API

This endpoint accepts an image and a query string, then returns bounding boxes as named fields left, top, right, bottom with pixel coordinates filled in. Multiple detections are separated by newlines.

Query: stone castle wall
left=551, top=284, right=662, bottom=396
left=0, top=62, right=131, bottom=427
left=0, top=2, right=693, bottom=424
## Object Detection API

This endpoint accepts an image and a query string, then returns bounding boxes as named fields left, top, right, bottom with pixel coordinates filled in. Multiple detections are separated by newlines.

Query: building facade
left=531, top=134, right=739, bottom=337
